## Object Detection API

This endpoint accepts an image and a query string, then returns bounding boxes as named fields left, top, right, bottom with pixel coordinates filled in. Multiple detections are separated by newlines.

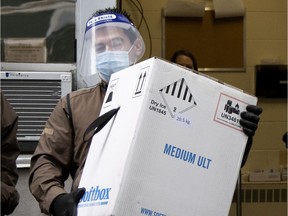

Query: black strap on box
left=83, top=107, right=120, bottom=143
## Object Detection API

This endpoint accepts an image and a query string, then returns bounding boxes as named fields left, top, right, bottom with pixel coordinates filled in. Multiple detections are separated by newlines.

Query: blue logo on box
left=78, top=186, right=111, bottom=208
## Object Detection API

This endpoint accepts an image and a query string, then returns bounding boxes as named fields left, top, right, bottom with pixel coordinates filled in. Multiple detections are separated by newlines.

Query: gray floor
left=11, top=168, right=72, bottom=216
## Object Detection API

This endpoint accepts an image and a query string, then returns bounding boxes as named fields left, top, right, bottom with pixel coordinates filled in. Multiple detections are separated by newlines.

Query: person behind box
left=29, top=7, right=262, bottom=216
left=171, top=49, right=198, bottom=71
left=1, top=91, right=20, bottom=216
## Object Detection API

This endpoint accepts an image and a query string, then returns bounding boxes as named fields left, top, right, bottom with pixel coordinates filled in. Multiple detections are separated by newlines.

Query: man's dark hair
left=91, top=7, right=137, bottom=44
left=171, top=49, right=198, bottom=71
left=91, top=7, right=133, bottom=23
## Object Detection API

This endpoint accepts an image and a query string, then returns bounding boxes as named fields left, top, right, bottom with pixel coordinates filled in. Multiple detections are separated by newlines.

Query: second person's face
left=175, top=54, right=194, bottom=69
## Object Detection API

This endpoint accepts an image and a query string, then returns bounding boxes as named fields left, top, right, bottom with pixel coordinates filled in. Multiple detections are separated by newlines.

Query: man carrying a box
left=29, top=7, right=262, bottom=216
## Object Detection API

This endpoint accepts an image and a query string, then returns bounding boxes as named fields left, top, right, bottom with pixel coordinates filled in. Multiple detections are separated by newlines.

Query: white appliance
left=1, top=63, right=74, bottom=167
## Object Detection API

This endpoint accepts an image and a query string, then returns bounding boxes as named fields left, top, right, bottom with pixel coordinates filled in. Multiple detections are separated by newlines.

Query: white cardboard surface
left=78, top=57, right=257, bottom=216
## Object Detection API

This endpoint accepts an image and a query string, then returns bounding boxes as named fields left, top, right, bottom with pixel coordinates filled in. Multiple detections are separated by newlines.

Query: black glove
left=51, top=187, right=86, bottom=216
left=240, top=105, right=263, bottom=167
left=240, top=105, right=262, bottom=137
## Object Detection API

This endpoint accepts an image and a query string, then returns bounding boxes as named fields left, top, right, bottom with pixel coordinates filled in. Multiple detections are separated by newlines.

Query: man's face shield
left=78, top=13, right=145, bottom=88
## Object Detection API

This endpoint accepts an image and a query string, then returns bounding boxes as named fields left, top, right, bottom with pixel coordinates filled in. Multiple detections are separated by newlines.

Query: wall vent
left=2, top=79, right=62, bottom=139
left=1, top=68, right=72, bottom=154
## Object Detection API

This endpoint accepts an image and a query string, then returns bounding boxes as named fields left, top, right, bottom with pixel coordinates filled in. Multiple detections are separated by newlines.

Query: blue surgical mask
left=96, top=51, right=130, bottom=82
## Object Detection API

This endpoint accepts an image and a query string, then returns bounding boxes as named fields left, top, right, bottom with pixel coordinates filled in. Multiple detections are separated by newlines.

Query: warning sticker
left=214, top=93, right=248, bottom=131
left=159, top=78, right=197, bottom=118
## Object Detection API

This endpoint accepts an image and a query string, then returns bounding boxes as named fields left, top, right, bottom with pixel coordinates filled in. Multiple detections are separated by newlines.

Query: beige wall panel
left=246, top=40, right=287, bottom=66
left=274, top=12, right=287, bottom=39
left=244, top=0, right=287, bottom=12
left=243, top=150, right=282, bottom=170
left=253, top=122, right=287, bottom=150
left=257, top=99, right=287, bottom=121
left=246, top=12, right=281, bottom=40
left=122, top=0, right=166, bottom=11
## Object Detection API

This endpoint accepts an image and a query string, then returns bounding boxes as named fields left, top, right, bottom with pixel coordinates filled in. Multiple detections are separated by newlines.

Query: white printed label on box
left=214, top=93, right=248, bottom=131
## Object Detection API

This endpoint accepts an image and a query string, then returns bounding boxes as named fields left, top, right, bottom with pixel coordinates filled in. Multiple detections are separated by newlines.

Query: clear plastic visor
left=78, top=22, right=145, bottom=88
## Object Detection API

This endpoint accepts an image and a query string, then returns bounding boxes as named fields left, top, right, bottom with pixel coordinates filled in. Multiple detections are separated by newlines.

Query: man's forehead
left=96, top=26, right=126, bottom=34
left=94, top=27, right=130, bottom=43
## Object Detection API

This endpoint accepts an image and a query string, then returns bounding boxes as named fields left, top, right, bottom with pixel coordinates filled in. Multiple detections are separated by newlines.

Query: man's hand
left=240, top=105, right=262, bottom=137
left=240, top=105, right=263, bottom=167
left=51, top=187, right=86, bottom=216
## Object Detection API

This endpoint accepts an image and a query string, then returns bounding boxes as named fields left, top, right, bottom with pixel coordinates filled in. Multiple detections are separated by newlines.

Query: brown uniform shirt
left=1, top=91, right=20, bottom=215
left=29, top=84, right=105, bottom=214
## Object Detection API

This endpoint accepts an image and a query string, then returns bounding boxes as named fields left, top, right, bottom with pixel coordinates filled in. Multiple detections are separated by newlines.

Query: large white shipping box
left=78, top=57, right=257, bottom=216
